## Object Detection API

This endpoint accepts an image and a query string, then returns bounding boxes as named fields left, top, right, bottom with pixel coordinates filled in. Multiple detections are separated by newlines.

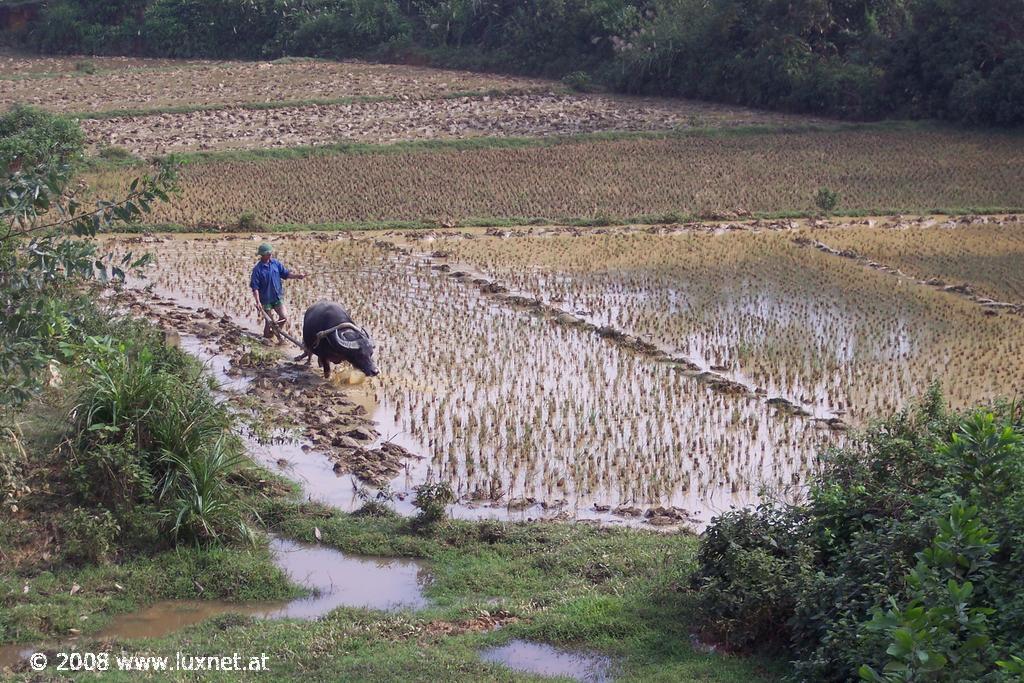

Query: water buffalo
left=298, top=301, right=379, bottom=378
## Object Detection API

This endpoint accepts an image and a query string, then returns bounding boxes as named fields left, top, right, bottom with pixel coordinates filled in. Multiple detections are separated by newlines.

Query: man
left=250, top=243, right=305, bottom=343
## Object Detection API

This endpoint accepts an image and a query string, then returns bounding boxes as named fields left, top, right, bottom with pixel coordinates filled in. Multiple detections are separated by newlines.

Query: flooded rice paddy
left=109, top=223, right=1024, bottom=526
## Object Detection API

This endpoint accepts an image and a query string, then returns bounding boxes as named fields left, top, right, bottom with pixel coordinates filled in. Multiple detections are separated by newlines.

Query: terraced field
left=816, top=220, right=1024, bottom=304
left=84, top=128, right=1024, bottom=226
left=110, top=220, right=1024, bottom=523
left=78, top=93, right=777, bottom=154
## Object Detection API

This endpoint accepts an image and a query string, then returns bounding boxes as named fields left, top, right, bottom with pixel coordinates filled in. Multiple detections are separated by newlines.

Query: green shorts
left=262, top=300, right=282, bottom=311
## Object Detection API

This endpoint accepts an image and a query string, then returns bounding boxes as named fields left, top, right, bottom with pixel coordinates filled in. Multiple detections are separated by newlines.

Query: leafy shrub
left=411, top=480, right=454, bottom=531
left=285, top=0, right=410, bottom=59
left=0, top=427, right=29, bottom=509
left=237, top=211, right=261, bottom=231
left=62, top=507, right=121, bottom=565
left=562, top=70, right=597, bottom=93
left=690, top=504, right=813, bottom=651
left=814, top=187, right=840, bottom=215
left=354, top=484, right=396, bottom=517
left=68, top=338, right=249, bottom=545
left=0, top=105, right=84, bottom=172
left=692, top=390, right=1024, bottom=680
left=860, top=502, right=1000, bottom=682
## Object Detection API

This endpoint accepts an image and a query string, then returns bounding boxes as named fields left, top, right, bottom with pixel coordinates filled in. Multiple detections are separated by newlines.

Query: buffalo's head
left=331, top=325, right=379, bottom=377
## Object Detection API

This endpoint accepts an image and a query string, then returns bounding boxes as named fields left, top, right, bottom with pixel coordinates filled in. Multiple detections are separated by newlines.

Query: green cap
left=257, top=243, right=273, bottom=256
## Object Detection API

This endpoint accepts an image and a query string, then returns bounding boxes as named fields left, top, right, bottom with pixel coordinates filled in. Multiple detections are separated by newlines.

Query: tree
left=0, top=107, right=176, bottom=409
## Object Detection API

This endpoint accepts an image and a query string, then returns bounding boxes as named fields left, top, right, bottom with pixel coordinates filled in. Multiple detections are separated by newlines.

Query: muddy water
left=480, top=640, right=615, bottom=682
left=0, top=538, right=428, bottom=670
left=110, top=233, right=837, bottom=528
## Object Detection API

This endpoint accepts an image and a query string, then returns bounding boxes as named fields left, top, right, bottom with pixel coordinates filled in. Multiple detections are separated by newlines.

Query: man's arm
left=250, top=268, right=263, bottom=309
left=281, top=263, right=305, bottom=280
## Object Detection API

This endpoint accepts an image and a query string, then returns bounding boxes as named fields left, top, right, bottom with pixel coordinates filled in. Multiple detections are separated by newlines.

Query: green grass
left=6, top=499, right=782, bottom=681
left=3, top=494, right=782, bottom=681
left=0, top=542, right=303, bottom=644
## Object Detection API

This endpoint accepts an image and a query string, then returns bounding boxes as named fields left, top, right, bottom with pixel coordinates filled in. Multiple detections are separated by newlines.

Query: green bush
left=562, top=70, right=598, bottom=93
left=68, top=337, right=249, bottom=546
left=814, top=187, right=840, bottom=215
left=0, top=105, right=84, bottom=172
left=237, top=211, right=261, bottom=231
left=62, top=507, right=121, bottom=565
left=411, top=480, right=454, bottom=531
left=690, top=504, right=813, bottom=651
left=285, top=0, right=410, bottom=59
left=13, top=0, right=1024, bottom=124
left=692, top=390, right=1024, bottom=680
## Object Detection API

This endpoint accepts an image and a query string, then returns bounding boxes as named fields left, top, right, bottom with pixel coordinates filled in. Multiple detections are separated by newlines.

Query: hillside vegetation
left=6, top=0, right=1023, bottom=125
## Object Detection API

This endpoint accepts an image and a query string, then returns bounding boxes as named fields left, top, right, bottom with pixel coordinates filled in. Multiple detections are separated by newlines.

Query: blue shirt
left=250, top=258, right=291, bottom=305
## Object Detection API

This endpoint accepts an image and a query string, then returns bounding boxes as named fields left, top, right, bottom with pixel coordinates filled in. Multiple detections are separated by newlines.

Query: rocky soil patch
left=4, top=58, right=550, bottom=113
left=81, top=92, right=814, bottom=154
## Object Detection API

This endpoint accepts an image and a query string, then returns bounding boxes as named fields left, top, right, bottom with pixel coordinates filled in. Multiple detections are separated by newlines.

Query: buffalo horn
left=333, top=329, right=362, bottom=350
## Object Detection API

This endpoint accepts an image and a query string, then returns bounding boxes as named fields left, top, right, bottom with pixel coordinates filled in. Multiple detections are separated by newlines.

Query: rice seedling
left=438, top=228, right=1024, bottom=423
left=84, top=129, right=1024, bottom=226
left=111, top=224, right=1022, bottom=522
left=811, top=220, right=1024, bottom=304
left=110, top=233, right=837, bottom=521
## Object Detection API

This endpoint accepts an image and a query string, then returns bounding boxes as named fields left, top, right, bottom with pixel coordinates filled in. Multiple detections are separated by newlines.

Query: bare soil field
left=1, top=57, right=552, bottom=113
left=78, top=92, right=813, bottom=154
left=84, top=129, right=1024, bottom=225
left=0, top=52, right=201, bottom=76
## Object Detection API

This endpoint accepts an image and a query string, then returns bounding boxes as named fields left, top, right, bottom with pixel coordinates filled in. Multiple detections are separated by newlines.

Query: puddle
left=264, top=537, right=429, bottom=616
left=480, top=640, right=615, bottom=682
left=0, top=537, right=428, bottom=670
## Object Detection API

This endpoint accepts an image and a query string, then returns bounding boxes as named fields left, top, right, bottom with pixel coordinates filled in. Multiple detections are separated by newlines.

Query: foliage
left=353, top=483, right=396, bottom=517
left=0, top=105, right=84, bottom=172
left=16, top=0, right=1024, bottom=124
left=859, top=502, right=1000, bottom=682
left=0, top=108, right=242, bottom=551
left=814, top=187, right=840, bottom=215
left=284, top=0, right=411, bottom=58
left=689, top=504, right=813, bottom=651
left=691, top=390, right=1024, bottom=680
left=237, top=210, right=261, bottom=231
left=62, top=507, right=122, bottom=565
left=0, top=109, right=175, bottom=411
left=562, top=70, right=598, bottom=93
left=0, top=426, right=29, bottom=509
left=68, top=337, right=251, bottom=545
left=410, top=480, right=454, bottom=531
